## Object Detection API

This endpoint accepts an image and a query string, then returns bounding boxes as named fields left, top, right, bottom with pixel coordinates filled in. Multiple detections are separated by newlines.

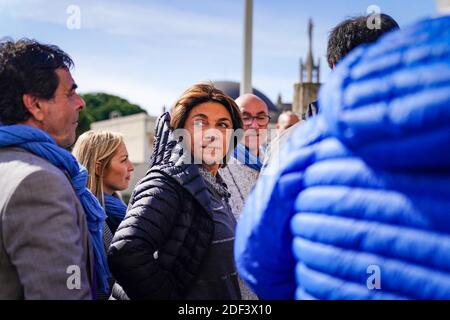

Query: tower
left=293, top=18, right=322, bottom=119
left=299, top=18, right=320, bottom=84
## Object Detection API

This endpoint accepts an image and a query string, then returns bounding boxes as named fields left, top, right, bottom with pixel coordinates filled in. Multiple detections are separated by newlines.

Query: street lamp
left=241, top=0, right=253, bottom=95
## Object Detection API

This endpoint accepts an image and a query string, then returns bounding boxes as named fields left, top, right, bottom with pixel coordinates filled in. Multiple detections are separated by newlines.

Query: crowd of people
left=0, top=4, right=449, bottom=300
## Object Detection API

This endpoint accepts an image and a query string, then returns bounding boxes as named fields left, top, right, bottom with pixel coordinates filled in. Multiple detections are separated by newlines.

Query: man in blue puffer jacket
left=235, top=13, right=450, bottom=300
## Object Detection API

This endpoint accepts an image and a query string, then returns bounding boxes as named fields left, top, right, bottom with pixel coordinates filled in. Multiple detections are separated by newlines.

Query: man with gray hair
left=220, top=93, right=269, bottom=300
left=221, top=93, right=270, bottom=218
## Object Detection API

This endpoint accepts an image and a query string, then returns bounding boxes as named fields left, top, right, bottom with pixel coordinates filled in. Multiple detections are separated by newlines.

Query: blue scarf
left=0, top=124, right=111, bottom=294
left=104, top=193, right=127, bottom=231
left=233, top=143, right=263, bottom=171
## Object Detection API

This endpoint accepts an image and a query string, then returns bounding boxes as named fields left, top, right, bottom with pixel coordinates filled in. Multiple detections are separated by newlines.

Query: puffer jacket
left=235, top=15, right=450, bottom=300
left=108, top=112, right=239, bottom=300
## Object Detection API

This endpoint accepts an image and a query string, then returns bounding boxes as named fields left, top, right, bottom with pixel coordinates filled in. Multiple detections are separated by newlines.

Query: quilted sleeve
left=107, top=171, right=183, bottom=299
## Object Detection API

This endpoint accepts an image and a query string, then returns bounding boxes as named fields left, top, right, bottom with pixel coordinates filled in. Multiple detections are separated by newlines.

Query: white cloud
left=0, top=0, right=67, bottom=24
left=0, top=0, right=241, bottom=41
left=1, top=1, right=322, bottom=108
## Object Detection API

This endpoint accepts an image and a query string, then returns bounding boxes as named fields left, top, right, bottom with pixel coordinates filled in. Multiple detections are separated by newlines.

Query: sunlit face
left=103, top=142, right=134, bottom=195
left=184, top=102, right=233, bottom=166
left=37, top=68, right=85, bottom=148
left=239, top=98, right=269, bottom=150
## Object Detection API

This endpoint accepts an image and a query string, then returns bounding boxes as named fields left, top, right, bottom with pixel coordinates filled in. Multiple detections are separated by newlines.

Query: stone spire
left=306, top=18, right=314, bottom=83
left=300, top=18, right=320, bottom=84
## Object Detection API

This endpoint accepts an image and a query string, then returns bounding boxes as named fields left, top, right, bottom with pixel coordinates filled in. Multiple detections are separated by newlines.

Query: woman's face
left=184, top=102, right=233, bottom=167
left=103, top=142, right=134, bottom=194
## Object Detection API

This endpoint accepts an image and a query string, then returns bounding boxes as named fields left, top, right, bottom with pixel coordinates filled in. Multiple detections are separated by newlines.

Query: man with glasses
left=237, top=94, right=271, bottom=162
left=220, top=93, right=269, bottom=300
left=221, top=93, right=270, bottom=218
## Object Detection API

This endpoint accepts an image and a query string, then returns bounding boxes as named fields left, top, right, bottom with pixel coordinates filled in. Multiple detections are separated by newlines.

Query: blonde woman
left=73, top=130, right=134, bottom=234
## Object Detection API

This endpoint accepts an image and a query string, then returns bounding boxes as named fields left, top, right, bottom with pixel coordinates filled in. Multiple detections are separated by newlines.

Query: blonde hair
left=72, top=130, right=124, bottom=207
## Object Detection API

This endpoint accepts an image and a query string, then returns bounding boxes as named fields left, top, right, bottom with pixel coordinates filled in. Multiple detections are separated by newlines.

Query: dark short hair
left=170, top=83, right=243, bottom=167
left=0, top=38, right=74, bottom=124
left=327, top=14, right=399, bottom=69
left=171, top=83, right=243, bottom=132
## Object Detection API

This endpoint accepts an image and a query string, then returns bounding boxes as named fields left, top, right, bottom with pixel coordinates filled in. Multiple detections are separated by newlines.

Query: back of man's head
left=327, top=14, right=399, bottom=69
left=0, top=38, right=73, bottom=125
left=277, top=111, right=299, bottom=132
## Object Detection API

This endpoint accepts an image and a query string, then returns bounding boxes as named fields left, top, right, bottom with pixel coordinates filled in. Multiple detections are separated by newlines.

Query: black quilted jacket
left=107, top=112, right=239, bottom=300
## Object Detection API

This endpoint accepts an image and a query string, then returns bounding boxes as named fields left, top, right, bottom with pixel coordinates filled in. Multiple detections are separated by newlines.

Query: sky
left=0, top=0, right=438, bottom=116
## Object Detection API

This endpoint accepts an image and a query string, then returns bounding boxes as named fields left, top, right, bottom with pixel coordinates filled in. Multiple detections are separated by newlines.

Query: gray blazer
left=0, top=147, right=93, bottom=300
left=220, top=156, right=260, bottom=300
left=220, top=156, right=259, bottom=220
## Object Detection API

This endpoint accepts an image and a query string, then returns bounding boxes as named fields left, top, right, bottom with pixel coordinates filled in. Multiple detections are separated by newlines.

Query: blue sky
left=0, top=0, right=437, bottom=115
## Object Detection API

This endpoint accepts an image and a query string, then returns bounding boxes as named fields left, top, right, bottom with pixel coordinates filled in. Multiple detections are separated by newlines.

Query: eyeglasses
left=242, top=114, right=271, bottom=126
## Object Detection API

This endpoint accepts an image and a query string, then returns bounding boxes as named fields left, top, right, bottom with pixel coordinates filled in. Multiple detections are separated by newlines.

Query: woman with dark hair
left=108, top=83, right=243, bottom=300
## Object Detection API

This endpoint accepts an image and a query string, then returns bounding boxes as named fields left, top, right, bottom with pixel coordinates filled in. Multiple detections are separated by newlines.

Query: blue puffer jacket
left=235, top=15, right=450, bottom=300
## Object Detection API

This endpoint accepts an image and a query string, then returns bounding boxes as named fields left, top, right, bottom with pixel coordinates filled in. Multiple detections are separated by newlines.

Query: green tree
left=77, top=93, right=147, bottom=137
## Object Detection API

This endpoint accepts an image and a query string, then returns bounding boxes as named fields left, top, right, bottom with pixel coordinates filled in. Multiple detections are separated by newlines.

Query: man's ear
left=22, top=94, right=45, bottom=122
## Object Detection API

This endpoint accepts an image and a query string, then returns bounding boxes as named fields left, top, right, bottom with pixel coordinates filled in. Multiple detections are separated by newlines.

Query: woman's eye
left=194, top=120, right=205, bottom=127
left=218, top=122, right=230, bottom=129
